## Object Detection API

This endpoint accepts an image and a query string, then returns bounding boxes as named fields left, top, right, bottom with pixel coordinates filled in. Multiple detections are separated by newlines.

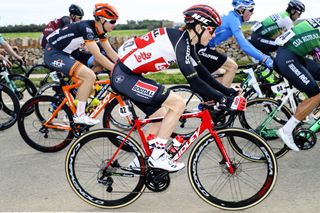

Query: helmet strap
left=190, top=24, right=205, bottom=45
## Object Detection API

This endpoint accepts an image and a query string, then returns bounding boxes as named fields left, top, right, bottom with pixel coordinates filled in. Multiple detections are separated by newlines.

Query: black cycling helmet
left=183, top=4, right=222, bottom=28
left=69, top=4, right=84, bottom=16
left=287, top=0, right=305, bottom=13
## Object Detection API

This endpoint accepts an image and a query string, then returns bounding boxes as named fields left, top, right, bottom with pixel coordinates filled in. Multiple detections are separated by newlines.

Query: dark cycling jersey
left=113, top=28, right=234, bottom=106
left=46, top=20, right=106, bottom=53
left=40, top=16, right=72, bottom=49
left=275, top=18, right=320, bottom=97
left=44, top=20, right=107, bottom=76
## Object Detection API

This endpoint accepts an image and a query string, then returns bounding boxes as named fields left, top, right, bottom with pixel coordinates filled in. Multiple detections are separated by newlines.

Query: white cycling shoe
left=73, top=114, right=100, bottom=126
left=148, top=153, right=185, bottom=172
left=277, top=128, right=299, bottom=152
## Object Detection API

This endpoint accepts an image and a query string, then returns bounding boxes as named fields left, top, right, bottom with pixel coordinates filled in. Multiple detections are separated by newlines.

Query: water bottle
left=87, top=98, right=100, bottom=113
left=167, top=135, right=184, bottom=157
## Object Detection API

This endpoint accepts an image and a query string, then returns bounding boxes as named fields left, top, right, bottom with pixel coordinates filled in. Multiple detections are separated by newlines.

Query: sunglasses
left=75, top=15, right=83, bottom=20
left=202, top=26, right=215, bottom=35
left=247, top=7, right=254, bottom=13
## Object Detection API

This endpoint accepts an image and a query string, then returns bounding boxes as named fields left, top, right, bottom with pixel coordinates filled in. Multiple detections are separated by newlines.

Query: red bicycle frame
left=105, top=107, right=235, bottom=174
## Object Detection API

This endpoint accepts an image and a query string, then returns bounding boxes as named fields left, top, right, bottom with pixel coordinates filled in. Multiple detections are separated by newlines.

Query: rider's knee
left=163, top=92, right=186, bottom=114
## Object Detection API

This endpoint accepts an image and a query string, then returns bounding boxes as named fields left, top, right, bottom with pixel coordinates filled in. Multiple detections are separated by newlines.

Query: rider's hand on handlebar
left=217, top=95, right=247, bottom=112
left=262, top=55, right=273, bottom=69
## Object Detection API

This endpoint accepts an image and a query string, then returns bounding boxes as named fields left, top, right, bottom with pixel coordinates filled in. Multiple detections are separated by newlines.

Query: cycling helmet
left=287, top=0, right=305, bottom=12
left=94, top=3, right=119, bottom=20
left=69, top=4, right=84, bottom=16
left=183, top=4, right=221, bottom=27
left=232, top=0, right=255, bottom=9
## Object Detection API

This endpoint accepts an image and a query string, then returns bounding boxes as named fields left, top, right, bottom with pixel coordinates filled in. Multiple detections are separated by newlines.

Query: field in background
left=2, top=29, right=149, bottom=39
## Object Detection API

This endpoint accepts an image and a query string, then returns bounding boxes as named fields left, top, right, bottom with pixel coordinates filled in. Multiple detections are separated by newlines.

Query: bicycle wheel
left=102, top=97, right=146, bottom=130
left=26, top=64, right=52, bottom=87
left=0, top=83, right=20, bottom=130
left=17, top=95, right=74, bottom=152
left=1, top=74, right=38, bottom=102
left=169, top=85, right=203, bottom=138
left=237, top=98, right=291, bottom=158
left=65, top=129, right=146, bottom=208
left=188, top=128, right=277, bottom=210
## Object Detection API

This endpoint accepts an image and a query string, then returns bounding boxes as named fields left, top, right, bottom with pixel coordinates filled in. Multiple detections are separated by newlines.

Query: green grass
left=2, top=29, right=149, bottom=39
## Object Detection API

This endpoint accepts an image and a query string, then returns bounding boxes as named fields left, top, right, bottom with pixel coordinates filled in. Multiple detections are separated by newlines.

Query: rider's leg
left=219, top=57, right=238, bottom=87
left=150, top=92, right=185, bottom=159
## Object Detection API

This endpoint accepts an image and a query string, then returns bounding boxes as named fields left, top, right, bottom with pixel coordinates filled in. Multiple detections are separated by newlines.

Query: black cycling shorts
left=111, top=62, right=170, bottom=116
left=275, top=47, right=320, bottom=97
left=195, top=44, right=227, bottom=73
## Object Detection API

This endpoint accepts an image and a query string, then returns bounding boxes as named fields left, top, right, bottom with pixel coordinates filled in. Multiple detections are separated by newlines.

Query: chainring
left=145, top=168, right=170, bottom=192
left=293, top=128, right=317, bottom=150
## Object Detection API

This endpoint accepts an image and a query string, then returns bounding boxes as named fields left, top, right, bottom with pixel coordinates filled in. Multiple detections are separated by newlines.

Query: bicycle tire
left=188, top=127, right=277, bottom=210
left=65, top=128, right=146, bottom=208
left=17, top=95, right=74, bottom=152
left=237, top=98, right=291, bottom=158
left=102, top=97, right=146, bottom=130
left=0, top=83, right=20, bottom=130
left=25, top=64, right=52, bottom=87
left=1, top=74, right=37, bottom=103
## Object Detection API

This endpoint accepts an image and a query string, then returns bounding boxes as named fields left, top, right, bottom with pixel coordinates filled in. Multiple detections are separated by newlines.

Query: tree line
left=0, top=20, right=174, bottom=33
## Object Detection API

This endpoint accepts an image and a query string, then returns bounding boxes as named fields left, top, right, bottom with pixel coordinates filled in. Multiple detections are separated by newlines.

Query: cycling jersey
left=0, top=34, right=4, bottom=45
left=44, top=20, right=107, bottom=76
left=40, top=16, right=72, bottom=49
left=252, top=11, right=292, bottom=38
left=46, top=20, right=106, bottom=54
left=276, top=18, right=320, bottom=57
left=275, top=18, right=320, bottom=97
left=207, top=10, right=265, bottom=62
left=113, top=27, right=235, bottom=109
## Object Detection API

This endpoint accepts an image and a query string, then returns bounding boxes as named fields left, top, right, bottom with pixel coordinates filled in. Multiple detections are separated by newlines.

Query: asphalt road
left=1, top=118, right=320, bottom=212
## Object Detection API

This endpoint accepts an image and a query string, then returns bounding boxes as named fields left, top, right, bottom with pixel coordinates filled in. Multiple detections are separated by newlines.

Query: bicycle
left=0, top=61, right=37, bottom=104
left=17, top=72, right=143, bottom=152
left=237, top=77, right=310, bottom=158
left=65, top=100, right=278, bottom=210
left=0, top=83, right=20, bottom=130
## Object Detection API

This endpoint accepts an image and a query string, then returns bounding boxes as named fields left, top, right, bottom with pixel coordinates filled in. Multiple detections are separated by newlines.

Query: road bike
left=17, top=72, right=143, bottom=152
left=0, top=61, right=37, bottom=104
left=0, top=83, right=20, bottom=130
left=65, top=100, right=278, bottom=210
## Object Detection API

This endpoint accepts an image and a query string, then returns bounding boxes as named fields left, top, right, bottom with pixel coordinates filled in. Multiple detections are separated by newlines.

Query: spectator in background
left=0, top=33, right=24, bottom=67
left=40, top=4, right=84, bottom=49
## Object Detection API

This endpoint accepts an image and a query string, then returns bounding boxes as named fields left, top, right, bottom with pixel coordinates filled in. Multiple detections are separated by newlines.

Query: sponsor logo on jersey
left=155, top=62, right=169, bottom=70
left=270, top=14, right=281, bottom=22
left=198, top=48, right=218, bottom=60
left=132, top=80, right=158, bottom=98
left=185, top=39, right=191, bottom=64
left=307, top=18, right=320, bottom=28
left=134, top=52, right=152, bottom=62
left=114, top=75, right=125, bottom=84
left=51, top=59, right=65, bottom=68
left=86, top=27, right=94, bottom=34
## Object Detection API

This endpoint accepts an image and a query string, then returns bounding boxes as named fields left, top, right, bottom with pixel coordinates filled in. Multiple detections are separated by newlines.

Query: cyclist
left=275, top=18, right=320, bottom=151
left=40, top=4, right=84, bottom=49
left=111, top=5, right=246, bottom=172
left=197, top=0, right=273, bottom=87
left=44, top=3, right=119, bottom=125
left=250, top=0, right=305, bottom=54
left=0, top=34, right=24, bottom=67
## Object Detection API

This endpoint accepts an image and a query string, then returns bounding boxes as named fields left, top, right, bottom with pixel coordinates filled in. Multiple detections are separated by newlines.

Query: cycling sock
left=282, top=116, right=300, bottom=135
left=76, top=101, right=87, bottom=117
left=151, top=137, right=168, bottom=159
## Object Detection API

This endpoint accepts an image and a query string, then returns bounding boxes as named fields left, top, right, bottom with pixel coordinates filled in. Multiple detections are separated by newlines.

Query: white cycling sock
left=151, top=137, right=168, bottom=159
left=76, top=101, right=87, bottom=117
left=282, top=116, right=300, bottom=135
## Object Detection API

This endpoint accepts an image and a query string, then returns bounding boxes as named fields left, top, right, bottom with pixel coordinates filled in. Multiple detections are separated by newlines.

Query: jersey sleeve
left=277, top=16, right=293, bottom=31
left=175, top=37, right=229, bottom=101
left=230, top=18, right=265, bottom=62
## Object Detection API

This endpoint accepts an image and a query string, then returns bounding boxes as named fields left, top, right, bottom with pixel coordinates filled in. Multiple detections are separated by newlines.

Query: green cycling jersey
left=276, top=18, right=320, bottom=57
left=252, top=11, right=292, bottom=38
